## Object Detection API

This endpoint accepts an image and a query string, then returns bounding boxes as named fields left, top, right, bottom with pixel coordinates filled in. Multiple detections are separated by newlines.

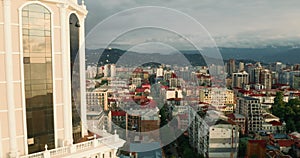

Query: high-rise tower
left=0, top=0, right=89, bottom=156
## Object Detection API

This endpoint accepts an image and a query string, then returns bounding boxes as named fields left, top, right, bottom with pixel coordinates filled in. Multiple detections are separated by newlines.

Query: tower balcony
left=20, top=134, right=125, bottom=158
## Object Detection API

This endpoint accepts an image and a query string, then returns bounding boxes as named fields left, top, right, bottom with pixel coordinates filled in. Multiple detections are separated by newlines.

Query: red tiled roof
left=133, top=68, right=143, bottom=73
left=142, top=84, right=151, bottom=89
left=174, top=98, right=182, bottom=101
left=108, top=98, right=116, bottom=102
left=135, top=88, right=146, bottom=93
left=238, top=89, right=253, bottom=94
left=250, top=94, right=266, bottom=97
left=226, top=113, right=235, bottom=120
left=161, top=85, right=169, bottom=89
left=111, top=111, right=126, bottom=116
left=269, top=120, right=283, bottom=126
left=171, top=73, right=177, bottom=78
left=277, top=140, right=294, bottom=147
left=289, top=132, right=300, bottom=140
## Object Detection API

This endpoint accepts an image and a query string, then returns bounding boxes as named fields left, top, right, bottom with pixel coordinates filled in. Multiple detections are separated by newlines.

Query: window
left=22, top=3, right=54, bottom=153
left=69, top=13, right=82, bottom=143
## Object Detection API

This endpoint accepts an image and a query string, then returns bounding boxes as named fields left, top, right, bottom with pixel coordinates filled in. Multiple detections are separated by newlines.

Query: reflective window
left=22, top=4, right=54, bottom=153
left=69, top=13, right=82, bottom=143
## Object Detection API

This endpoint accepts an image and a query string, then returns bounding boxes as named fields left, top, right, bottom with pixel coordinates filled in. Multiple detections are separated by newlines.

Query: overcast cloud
left=82, top=0, right=300, bottom=49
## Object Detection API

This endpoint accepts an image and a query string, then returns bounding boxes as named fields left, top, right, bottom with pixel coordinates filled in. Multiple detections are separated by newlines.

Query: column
left=59, top=3, right=73, bottom=145
left=4, top=0, right=18, bottom=157
left=3, top=0, right=19, bottom=157
left=79, top=17, right=88, bottom=137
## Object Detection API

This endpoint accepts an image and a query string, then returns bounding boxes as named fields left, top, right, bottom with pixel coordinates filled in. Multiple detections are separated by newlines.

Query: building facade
left=0, top=1, right=125, bottom=158
left=260, top=69, right=272, bottom=90
left=199, top=88, right=235, bottom=111
left=86, top=89, right=109, bottom=111
left=237, top=97, right=263, bottom=133
left=227, top=59, right=236, bottom=77
left=232, top=71, right=249, bottom=88
left=188, top=109, right=239, bottom=158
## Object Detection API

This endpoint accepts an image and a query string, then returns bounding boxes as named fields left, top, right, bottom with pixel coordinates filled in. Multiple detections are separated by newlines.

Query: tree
left=286, top=118, right=296, bottom=133
left=274, top=91, right=284, bottom=105
left=271, top=92, right=286, bottom=121
left=183, top=147, right=194, bottom=158
left=271, top=92, right=300, bottom=132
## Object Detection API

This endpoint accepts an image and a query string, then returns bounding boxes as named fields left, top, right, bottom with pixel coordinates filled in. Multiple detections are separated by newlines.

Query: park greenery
left=271, top=92, right=300, bottom=133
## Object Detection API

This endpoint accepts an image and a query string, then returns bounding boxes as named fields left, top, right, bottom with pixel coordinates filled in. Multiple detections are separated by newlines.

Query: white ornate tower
left=0, top=0, right=88, bottom=157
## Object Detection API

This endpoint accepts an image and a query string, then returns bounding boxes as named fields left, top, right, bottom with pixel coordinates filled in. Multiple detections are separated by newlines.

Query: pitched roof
left=277, top=140, right=294, bottom=147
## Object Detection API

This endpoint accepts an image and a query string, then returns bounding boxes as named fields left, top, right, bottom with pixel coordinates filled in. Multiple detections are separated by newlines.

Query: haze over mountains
left=86, top=45, right=300, bottom=66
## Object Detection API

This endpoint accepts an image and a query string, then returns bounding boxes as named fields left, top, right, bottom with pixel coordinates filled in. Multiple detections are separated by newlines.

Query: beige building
left=260, top=69, right=272, bottom=90
left=0, top=0, right=125, bottom=158
left=86, top=89, right=109, bottom=111
left=199, top=88, right=235, bottom=111
left=232, top=71, right=249, bottom=88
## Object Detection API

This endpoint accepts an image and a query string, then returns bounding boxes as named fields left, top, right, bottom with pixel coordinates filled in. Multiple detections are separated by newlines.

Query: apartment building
left=189, top=109, right=239, bottom=158
left=237, top=96, right=263, bottom=133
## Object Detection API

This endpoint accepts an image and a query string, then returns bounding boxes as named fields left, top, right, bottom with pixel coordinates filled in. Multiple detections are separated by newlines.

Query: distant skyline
left=83, top=0, right=300, bottom=49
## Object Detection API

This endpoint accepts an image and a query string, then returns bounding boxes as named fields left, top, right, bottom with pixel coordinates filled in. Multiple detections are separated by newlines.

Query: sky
left=82, top=0, right=300, bottom=49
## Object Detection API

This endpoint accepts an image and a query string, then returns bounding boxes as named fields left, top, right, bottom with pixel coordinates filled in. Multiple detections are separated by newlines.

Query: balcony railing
left=20, top=134, right=123, bottom=158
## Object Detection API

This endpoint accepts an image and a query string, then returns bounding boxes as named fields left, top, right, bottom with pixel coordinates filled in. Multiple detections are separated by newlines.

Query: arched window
left=22, top=3, right=54, bottom=153
left=69, top=13, right=82, bottom=143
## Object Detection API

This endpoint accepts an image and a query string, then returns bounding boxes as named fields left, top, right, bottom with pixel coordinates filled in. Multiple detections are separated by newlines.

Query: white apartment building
left=103, top=64, right=116, bottom=78
left=189, top=109, right=239, bottom=158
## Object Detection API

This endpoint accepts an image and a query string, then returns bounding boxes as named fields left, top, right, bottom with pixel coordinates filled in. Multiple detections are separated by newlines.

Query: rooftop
left=241, top=96, right=260, bottom=101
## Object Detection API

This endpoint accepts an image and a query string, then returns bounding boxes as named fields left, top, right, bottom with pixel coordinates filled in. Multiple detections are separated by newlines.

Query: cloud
left=84, top=0, right=300, bottom=48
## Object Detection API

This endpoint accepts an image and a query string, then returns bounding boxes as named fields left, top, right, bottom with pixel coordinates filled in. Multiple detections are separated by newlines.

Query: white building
left=189, top=109, right=239, bottom=158
left=0, top=0, right=125, bottom=157
left=208, top=122, right=239, bottom=158
left=156, top=67, right=163, bottom=77
left=166, top=89, right=183, bottom=100
left=86, top=66, right=97, bottom=79
left=261, top=69, right=272, bottom=90
left=109, top=80, right=127, bottom=89
left=239, top=62, right=245, bottom=72
left=103, top=64, right=116, bottom=78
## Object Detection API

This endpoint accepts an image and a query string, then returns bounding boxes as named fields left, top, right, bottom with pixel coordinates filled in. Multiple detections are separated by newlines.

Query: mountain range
left=85, top=46, right=300, bottom=66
